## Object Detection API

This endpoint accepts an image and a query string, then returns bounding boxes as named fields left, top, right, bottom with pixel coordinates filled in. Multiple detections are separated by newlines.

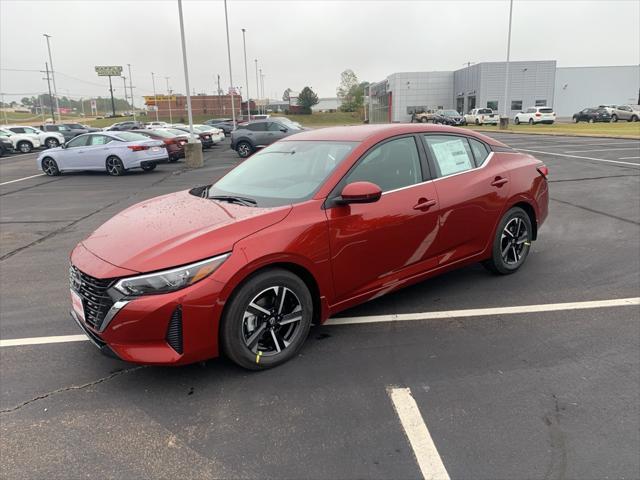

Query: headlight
left=113, top=253, right=230, bottom=296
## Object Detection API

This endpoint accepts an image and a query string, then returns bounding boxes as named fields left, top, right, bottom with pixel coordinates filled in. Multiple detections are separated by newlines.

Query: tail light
left=535, top=113, right=541, bottom=117
left=537, top=165, right=549, bottom=178
left=164, top=139, right=176, bottom=145
left=203, top=135, right=211, bottom=140
left=127, top=145, right=150, bottom=151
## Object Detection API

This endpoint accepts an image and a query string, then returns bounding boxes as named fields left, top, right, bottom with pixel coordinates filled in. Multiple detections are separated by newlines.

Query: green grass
left=466, top=121, right=640, bottom=139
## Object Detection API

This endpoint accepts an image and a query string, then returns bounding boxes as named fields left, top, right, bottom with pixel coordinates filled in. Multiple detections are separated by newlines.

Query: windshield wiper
left=209, top=195, right=258, bottom=207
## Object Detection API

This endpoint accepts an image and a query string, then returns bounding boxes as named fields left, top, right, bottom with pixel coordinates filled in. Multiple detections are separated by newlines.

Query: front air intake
left=166, top=306, right=183, bottom=354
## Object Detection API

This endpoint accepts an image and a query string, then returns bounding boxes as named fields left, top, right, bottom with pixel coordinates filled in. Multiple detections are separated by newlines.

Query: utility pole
left=42, top=62, right=55, bottom=123
left=151, top=72, right=159, bottom=121
left=502, top=0, right=514, bottom=122
left=254, top=59, right=260, bottom=114
left=127, top=64, right=136, bottom=121
left=107, top=75, right=116, bottom=117
left=80, top=97, right=85, bottom=117
left=241, top=28, right=251, bottom=120
left=177, top=0, right=196, bottom=140
left=121, top=76, right=128, bottom=113
left=223, top=0, right=237, bottom=130
left=43, top=34, right=61, bottom=123
left=260, top=70, right=265, bottom=112
left=217, top=74, right=222, bottom=116
left=165, top=76, right=173, bottom=124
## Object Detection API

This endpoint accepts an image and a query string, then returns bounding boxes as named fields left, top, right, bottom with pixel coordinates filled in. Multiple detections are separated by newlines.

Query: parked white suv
left=5, top=125, right=65, bottom=150
left=610, top=105, right=639, bottom=122
left=514, top=107, right=556, bottom=125
left=0, top=127, right=42, bottom=153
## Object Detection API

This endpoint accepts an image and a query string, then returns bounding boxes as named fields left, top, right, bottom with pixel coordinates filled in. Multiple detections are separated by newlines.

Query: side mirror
left=336, top=181, right=382, bottom=205
left=279, top=127, right=288, bottom=132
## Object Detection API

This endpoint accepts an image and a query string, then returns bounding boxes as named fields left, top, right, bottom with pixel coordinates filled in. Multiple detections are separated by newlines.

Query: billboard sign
left=95, top=65, right=123, bottom=77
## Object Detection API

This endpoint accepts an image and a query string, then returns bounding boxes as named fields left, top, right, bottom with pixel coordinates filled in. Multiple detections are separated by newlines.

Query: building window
left=511, top=100, right=523, bottom=111
left=486, top=101, right=498, bottom=111
left=535, top=99, right=547, bottom=107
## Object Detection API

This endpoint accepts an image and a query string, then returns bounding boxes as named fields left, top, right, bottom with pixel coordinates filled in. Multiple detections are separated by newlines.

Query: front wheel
left=631, top=115, right=639, bottom=122
left=611, top=114, right=618, bottom=122
left=41, top=157, right=60, bottom=176
left=420, top=117, right=428, bottom=123
left=588, top=118, right=595, bottom=123
left=106, top=156, right=125, bottom=176
left=236, top=141, right=253, bottom=158
left=45, top=138, right=60, bottom=148
left=528, top=118, right=534, bottom=125
left=482, top=207, right=532, bottom=275
left=221, top=269, right=313, bottom=370
left=514, top=117, right=520, bottom=125
left=573, top=117, right=579, bottom=123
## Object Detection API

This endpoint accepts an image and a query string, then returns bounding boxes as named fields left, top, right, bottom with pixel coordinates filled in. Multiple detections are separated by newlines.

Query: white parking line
left=389, top=387, right=450, bottom=480
left=0, top=173, right=45, bottom=186
left=328, top=297, right=640, bottom=325
left=619, top=156, right=640, bottom=160
left=3, top=298, right=638, bottom=347
left=507, top=141, right=638, bottom=149
left=564, top=147, right=640, bottom=153
left=517, top=149, right=640, bottom=167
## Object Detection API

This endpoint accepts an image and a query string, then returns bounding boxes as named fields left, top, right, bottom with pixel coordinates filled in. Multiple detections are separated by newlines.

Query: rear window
left=112, top=132, right=150, bottom=142
left=539, top=108, right=553, bottom=113
left=478, top=109, right=492, bottom=114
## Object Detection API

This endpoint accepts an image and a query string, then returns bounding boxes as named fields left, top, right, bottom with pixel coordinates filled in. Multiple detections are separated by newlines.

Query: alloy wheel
left=46, top=138, right=59, bottom=148
left=241, top=286, right=303, bottom=356
left=106, top=156, right=124, bottom=176
left=237, top=143, right=251, bottom=158
left=42, top=158, right=59, bottom=176
left=18, top=142, right=32, bottom=153
left=500, top=217, right=529, bottom=266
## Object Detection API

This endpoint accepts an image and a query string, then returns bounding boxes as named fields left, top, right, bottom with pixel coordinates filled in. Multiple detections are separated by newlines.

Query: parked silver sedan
left=36, top=131, right=169, bottom=176
left=610, top=105, right=640, bottom=122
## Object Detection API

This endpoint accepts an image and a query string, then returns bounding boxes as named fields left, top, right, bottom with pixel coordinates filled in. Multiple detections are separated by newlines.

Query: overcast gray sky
left=1, top=0, right=639, bottom=104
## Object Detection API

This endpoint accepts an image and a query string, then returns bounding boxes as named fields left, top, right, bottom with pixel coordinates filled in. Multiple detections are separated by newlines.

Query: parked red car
left=69, top=124, right=548, bottom=369
left=132, top=129, right=188, bottom=162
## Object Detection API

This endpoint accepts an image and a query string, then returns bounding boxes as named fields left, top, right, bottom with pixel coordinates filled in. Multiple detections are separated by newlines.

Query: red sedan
left=132, top=129, right=188, bottom=162
left=69, top=124, right=548, bottom=369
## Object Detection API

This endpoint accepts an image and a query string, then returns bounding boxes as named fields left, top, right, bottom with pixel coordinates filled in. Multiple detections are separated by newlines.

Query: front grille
left=166, top=306, right=183, bottom=354
left=70, top=265, right=114, bottom=330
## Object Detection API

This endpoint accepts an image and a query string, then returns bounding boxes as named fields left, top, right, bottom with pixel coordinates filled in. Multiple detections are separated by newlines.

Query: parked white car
left=464, top=108, right=499, bottom=125
left=514, top=107, right=556, bottom=125
left=5, top=125, right=65, bottom=150
left=610, top=105, right=639, bottom=122
left=0, top=127, right=42, bottom=153
left=36, top=131, right=169, bottom=176
left=146, top=121, right=170, bottom=129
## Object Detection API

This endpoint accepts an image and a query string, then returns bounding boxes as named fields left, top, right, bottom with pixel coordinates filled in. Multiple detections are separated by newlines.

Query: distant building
left=313, top=97, right=341, bottom=112
left=143, top=94, right=242, bottom=118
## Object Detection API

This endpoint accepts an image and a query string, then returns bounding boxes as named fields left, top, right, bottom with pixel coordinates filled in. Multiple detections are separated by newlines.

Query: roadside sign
left=95, top=66, right=123, bottom=76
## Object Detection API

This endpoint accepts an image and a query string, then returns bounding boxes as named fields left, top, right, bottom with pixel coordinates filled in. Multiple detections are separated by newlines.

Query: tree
left=21, top=97, right=33, bottom=106
left=282, top=88, right=292, bottom=102
left=337, top=69, right=359, bottom=111
left=297, top=86, right=319, bottom=114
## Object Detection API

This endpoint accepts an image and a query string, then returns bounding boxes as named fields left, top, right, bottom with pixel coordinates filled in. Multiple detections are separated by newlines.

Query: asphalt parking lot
left=1, top=133, right=639, bottom=479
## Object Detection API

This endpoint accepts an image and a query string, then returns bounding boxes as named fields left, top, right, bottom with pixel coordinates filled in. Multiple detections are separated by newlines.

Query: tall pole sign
left=95, top=65, right=123, bottom=117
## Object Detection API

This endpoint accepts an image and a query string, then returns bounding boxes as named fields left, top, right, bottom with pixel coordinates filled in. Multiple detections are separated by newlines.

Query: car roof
left=279, top=124, right=508, bottom=146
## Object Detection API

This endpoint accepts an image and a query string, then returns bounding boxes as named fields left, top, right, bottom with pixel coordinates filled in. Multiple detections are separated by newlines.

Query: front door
left=326, top=136, right=440, bottom=303
left=58, top=134, right=92, bottom=170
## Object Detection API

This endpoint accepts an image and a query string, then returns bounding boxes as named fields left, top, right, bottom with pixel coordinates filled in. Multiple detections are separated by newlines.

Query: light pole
left=241, top=28, right=251, bottom=120
left=502, top=0, right=514, bottom=123
left=151, top=72, right=159, bottom=121
left=127, top=64, right=136, bottom=121
left=260, top=70, right=265, bottom=110
left=165, top=76, right=173, bottom=124
left=223, top=0, right=237, bottom=130
left=43, top=34, right=61, bottom=123
left=177, top=0, right=196, bottom=142
left=254, top=59, right=260, bottom=114
left=121, top=76, right=128, bottom=113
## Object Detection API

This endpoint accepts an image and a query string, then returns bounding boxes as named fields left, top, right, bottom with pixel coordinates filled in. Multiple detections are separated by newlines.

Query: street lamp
left=121, top=76, right=128, bottom=113
left=151, top=72, right=159, bottom=121
left=241, top=28, right=251, bottom=121
left=177, top=0, right=196, bottom=143
left=165, top=76, right=173, bottom=124
left=254, top=59, right=260, bottom=114
left=43, top=34, right=61, bottom=123
left=223, top=0, right=237, bottom=130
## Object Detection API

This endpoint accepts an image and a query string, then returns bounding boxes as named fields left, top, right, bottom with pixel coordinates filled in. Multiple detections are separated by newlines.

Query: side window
left=424, top=135, right=475, bottom=178
left=247, top=123, right=267, bottom=132
left=9, top=127, right=25, bottom=133
left=24, top=127, right=39, bottom=133
left=344, top=137, right=422, bottom=193
left=527, top=108, right=536, bottom=113
left=267, top=122, right=283, bottom=132
left=66, top=135, right=90, bottom=148
left=468, top=138, right=490, bottom=167
left=90, top=135, right=112, bottom=146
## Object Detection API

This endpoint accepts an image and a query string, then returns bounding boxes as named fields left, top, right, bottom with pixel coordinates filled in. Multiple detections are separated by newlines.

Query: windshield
left=209, top=140, right=357, bottom=207
left=113, top=132, right=151, bottom=142
left=442, top=110, right=460, bottom=116
left=65, top=124, right=84, bottom=129
left=539, top=108, right=553, bottom=113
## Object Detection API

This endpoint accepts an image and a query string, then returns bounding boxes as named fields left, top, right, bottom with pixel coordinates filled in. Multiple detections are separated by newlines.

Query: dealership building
left=368, top=62, right=639, bottom=122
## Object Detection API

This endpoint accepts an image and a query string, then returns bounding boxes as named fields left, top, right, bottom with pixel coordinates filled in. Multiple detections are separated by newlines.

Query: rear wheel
left=106, top=156, right=125, bottom=176
left=611, top=114, right=618, bottom=122
left=528, top=118, right=534, bottom=125
left=45, top=137, right=60, bottom=148
left=631, top=115, right=639, bottom=122
left=17, top=141, right=33, bottom=153
left=141, top=163, right=156, bottom=172
left=221, top=269, right=313, bottom=370
left=41, top=157, right=60, bottom=176
left=483, top=207, right=532, bottom=275
left=475, top=119, right=480, bottom=125
left=573, top=116, right=579, bottom=123
left=420, top=117, right=428, bottom=123
left=236, top=141, right=253, bottom=158
left=514, top=117, right=520, bottom=125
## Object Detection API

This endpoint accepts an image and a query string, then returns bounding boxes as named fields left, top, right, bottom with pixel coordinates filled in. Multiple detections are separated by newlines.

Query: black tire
left=141, top=163, right=156, bottom=172
left=528, top=118, right=534, bottom=125
left=105, top=156, right=125, bottom=176
left=611, top=114, right=618, bottom=123
left=475, top=119, right=480, bottom=125
left=221, top=268, right=313, bottom=370
left=420, top=117, right=428, bottom=123
left=45, top=137, right=59, bottom=148
left=573, top=116, right=579, bottom=123
left=236, top=141, right=253, bottom=158
left=17, top=141, right=33, bottom=153
left=631, top=115, right=639, bottom=122
left=514, top=117, right=520, bottom=125
left=41, top=157, right=60, bottom=176
left=482, top=207, right=533, bottom=275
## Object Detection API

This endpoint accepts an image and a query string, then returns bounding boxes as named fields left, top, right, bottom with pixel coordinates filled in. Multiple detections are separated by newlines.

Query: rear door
left=85, top=134, right=115, bottom=169
left=326, top=135, right=441, bottom=303
left=421, top=134, right=510, bottom=264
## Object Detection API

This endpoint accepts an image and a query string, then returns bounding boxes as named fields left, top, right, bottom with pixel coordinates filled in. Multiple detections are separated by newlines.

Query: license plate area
left=70, top=289, right=85, bottom=322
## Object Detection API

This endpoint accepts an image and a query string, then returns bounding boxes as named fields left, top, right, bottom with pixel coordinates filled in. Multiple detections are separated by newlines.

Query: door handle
left=491, top=176, right=509, bottom=187
left=413, top=198, right=437, bottom=211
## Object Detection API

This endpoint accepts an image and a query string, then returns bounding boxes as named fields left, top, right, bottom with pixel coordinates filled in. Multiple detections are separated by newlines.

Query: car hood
left=81, top=189, right=292, bottom=273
